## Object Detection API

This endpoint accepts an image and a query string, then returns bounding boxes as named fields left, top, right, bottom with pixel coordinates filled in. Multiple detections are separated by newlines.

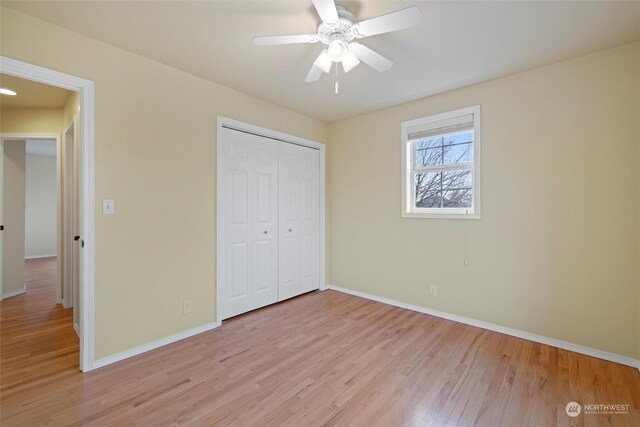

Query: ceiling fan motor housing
left=317, top=5, right=361, bottom=46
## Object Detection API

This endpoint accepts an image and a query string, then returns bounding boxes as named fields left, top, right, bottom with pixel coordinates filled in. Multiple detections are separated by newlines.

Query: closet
left=218, top=125, right=320, bottom=320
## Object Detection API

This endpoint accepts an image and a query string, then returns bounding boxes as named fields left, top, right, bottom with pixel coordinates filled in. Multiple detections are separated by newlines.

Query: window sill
left=402, top=211, right=481, bottom=220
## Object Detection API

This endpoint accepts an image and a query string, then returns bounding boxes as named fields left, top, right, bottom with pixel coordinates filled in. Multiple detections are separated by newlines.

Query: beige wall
left=25, top=153, right=57, bottom=258
left=2, top=141, right=26, bottom=296
left=0, top=108, right=63, bottom=133
left=1, top=7, right=327, bottom=359
left=63, top=91, right=79, bottom=126
left=328, top=42, right=640, bottom=359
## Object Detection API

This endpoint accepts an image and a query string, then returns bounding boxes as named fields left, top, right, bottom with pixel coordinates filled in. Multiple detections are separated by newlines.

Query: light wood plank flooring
left=1, top=258, right=78, bottom=397
left=1, top=257, right=639, bottom=426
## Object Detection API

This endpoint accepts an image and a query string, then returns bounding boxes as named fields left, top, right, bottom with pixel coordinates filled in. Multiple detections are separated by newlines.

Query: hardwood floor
left=1, top=258, right=78, bottom=398
left=2, top=261, right=639, bottom=426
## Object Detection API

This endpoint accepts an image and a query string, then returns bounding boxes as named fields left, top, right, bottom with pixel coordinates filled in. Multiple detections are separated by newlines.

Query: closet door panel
left=277, top=155, right=299, bottom=301
left=279, top=233, right=298, bottom=297
left=298, top=148, right=319, bottom=294
left=220, top=128, right=278, bottom=319
left=230, top=242, right=248, bottom=299
left=278, top=143, right=319, bottom=301
left=254, top=240, right=272, bottom=292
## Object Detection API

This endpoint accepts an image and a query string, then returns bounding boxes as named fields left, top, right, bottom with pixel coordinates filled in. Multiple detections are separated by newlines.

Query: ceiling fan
left=252, top=0, right=423, bottom=86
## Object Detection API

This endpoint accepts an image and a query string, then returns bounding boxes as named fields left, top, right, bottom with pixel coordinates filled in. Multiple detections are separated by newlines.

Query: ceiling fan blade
left=349, top=43, right=393, bottom=72
left=253, top=34, right=317, bottom=46
left=312, top=0, right=339, bottom=23
left=354, top=6, right=423, bottom=37
left=305, top=64, right=324, bottom=83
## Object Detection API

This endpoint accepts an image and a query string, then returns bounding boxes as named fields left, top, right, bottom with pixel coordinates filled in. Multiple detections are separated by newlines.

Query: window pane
left=442, top=169, right=472, bottom=190
left=443, top=142, right=472, bottom=165
left=417, top=191, right=442, bottom=208
left=415, top=172, right=441, bottom=207
left=444, top=132, right=472, bottom=146
left=415, top=137, right=443, bottom=150
left=415, top=147, right=442, bottom=167
left=443, top=189, right=472, bottom=208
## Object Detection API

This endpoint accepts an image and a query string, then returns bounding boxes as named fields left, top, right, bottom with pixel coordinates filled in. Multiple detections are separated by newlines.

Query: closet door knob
left=288, top=229, right=292, bottom=232
left=263, top=231, right=268, bottom=234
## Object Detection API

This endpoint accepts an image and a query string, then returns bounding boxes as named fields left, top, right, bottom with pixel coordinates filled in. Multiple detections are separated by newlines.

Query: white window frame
left=401, top=105, right=481, bottom=219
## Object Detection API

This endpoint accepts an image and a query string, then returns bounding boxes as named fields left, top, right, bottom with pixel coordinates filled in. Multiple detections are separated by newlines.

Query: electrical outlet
left=429, top=285, right=437, bottom=297
left=183, top=300, right=192, bottom=314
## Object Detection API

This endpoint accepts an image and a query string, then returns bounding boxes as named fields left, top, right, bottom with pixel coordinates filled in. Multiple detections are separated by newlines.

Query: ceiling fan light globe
left=314, top=49, right=333, bottom=73
left=327, top=40, right=347, bottom=62
left=341, top=51, right=360, bottom=73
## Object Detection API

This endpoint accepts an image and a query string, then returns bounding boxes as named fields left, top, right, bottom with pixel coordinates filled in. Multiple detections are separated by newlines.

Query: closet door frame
left=216, top=116, right=325, bottom=325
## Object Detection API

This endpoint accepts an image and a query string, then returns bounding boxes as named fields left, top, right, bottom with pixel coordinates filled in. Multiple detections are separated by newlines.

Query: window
left=401, top=106, right=481, bottom=219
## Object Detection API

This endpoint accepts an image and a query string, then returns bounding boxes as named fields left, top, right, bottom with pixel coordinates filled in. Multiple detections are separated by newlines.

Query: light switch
left=102, top=199, right=115, bottom=215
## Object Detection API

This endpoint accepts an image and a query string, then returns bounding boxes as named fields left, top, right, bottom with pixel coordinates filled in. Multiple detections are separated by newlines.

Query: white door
left=63, top=130, right=74, bottom=309
left=72, top=124, right=81, bottom=333
left=278, top=142, right=320, bottom=301
left=219, top=127, right=279, bottom=319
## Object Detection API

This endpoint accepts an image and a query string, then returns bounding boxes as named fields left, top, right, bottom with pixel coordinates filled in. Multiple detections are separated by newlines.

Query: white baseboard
left=2, top=286, right=26, bottom=299
left=73, top=322, right=80, bottom=338
left=326, top=285, right=640, bottom=370
left=92, top=321, right=221, bottom=370
left=25, top=254, right=57, bottom=260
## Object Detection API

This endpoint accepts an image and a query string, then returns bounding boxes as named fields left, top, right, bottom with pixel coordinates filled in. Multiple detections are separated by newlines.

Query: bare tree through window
left=414, top=133, right=472, bottom=209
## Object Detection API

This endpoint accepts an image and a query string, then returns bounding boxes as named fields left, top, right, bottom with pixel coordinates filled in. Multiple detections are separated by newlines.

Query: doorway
left=1, top=99, right=79, bottom=389
left=0, top=57, right=95, bottom=372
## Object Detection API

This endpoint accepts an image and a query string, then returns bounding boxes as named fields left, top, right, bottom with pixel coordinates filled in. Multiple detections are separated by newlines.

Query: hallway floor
left=0, top=257, right=78, bottom=400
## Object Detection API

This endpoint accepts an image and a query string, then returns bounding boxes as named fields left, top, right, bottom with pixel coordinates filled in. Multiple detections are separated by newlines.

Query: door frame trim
left=216, top=116, right=326, bottom=324
left=1, top=56, right=96, bottom=372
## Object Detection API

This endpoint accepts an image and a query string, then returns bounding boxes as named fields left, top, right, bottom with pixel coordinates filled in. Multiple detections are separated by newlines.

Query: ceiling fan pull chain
left=335, top=63, right=339, bottom=95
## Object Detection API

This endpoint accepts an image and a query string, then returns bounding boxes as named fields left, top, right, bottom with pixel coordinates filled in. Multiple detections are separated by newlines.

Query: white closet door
left=219, top=128, right=279, bottom=319
left=278, top=142, right=320, bottom=301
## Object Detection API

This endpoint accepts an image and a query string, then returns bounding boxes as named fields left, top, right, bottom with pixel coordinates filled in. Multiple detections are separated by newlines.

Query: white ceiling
left=4, top=1, right=639, bottom=122
left=26, top=139, right=57, bottom=157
